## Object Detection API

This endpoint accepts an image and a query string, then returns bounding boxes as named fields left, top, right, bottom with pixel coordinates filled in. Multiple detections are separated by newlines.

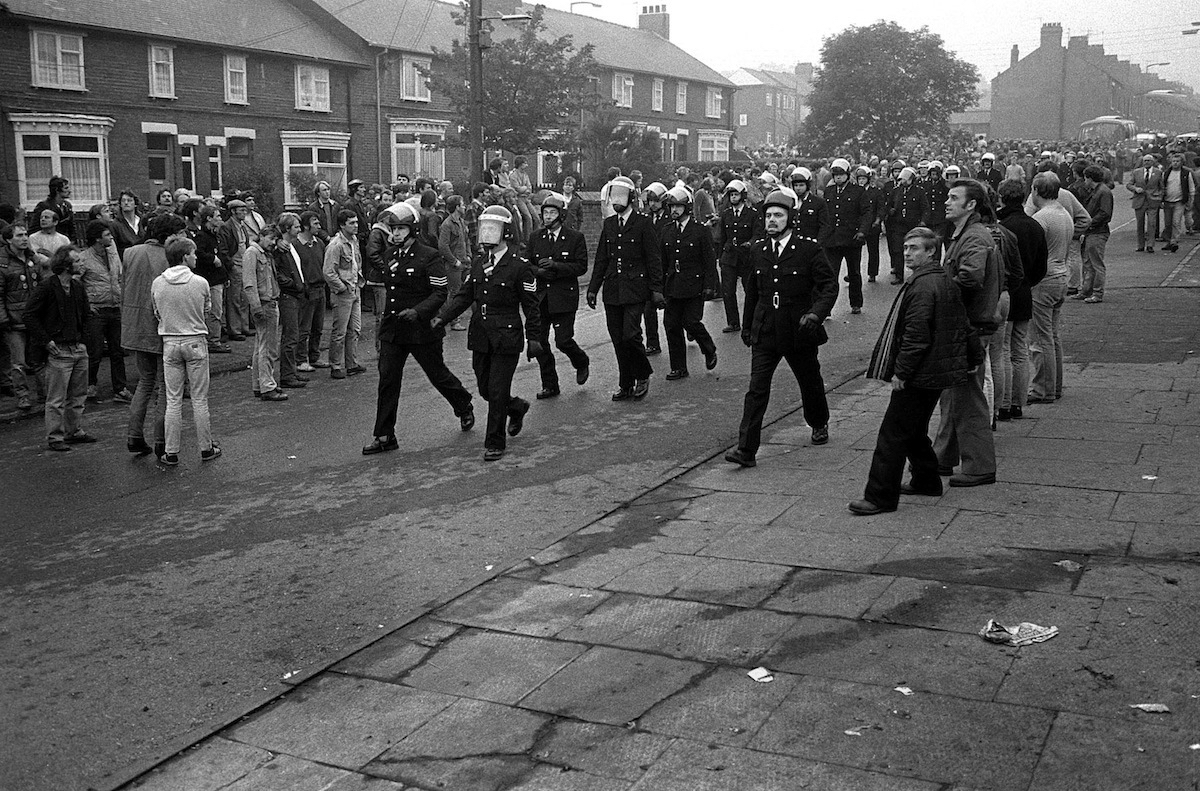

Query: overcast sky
left=536, top=0, right=1200, bottom=94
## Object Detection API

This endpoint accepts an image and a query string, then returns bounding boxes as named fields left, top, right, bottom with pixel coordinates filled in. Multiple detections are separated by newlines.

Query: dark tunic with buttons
left=659, top=217, right=718, bottom=299
left=377, top=241, right=448, bottom=345
left=589, top=211, right=663, bottom=306
left=744, top=233, right=839, bottom=351
left=440, top=246, right=541, bottom=353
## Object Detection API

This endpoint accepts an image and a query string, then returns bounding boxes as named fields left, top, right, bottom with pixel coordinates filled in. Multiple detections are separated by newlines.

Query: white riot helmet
left=477, top=205, right=514, bottom=247
left=607, top=175, right=636, bottom=211
left=831, top=158, right=852, bottom=174
left=928, top=160, right=944, bottom=173
left=759, top=171, right=779, bottom=187
left=724, top=179, right=747, bottom=195
left=944, top=164, right=961, bottom=177
left=642, top=181, right=668, bottom=204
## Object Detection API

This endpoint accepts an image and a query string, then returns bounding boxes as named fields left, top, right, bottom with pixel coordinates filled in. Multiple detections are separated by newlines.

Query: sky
left=534, top=0, right=1200, bottom=95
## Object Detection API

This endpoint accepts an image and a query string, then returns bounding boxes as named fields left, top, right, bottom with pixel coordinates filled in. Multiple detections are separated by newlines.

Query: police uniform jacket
left=977, top=166, right=1003, bottom=192
left=791, top=194, right=831, bottom=246
left=528, top=225, right=588, bottom=314
left=719, top=204, right=760, bottom=272
left=589, top=211, right=663, bottom=306
left=378, top=241, right=448, bottom=346
left=440, top=246, right=541, bottom=354
left=922, top=179, right=950, bottom=228
left=887, top=183, right=930, bottom=233
left=660, top=217, right=718, bottom=299
left=823, top=182, right=873, bottom=247
left=861, top=184, right=886, bottom=231
left=743, top=232, right=838, bottom=351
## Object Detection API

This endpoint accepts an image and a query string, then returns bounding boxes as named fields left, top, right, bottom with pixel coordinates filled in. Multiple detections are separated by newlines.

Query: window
left=228, top=137, right=252, bottom=161
left=31, top=30, right=85, bottom=90
left=652, top=78, right=664, bottom=112
left=706, top=87, right=723, bottom=119
left=281, top=130, right=350, bottom=205
left=766, top=132, right=772, bottom=146
left=612, top=73, right=633, bottom=108
left=675, top=81, right=687, bottom=114
left=11, top=113, right=112, bottom=209
left=208, top=146, right=223, bottom=196
left=225, top=54, right=248, bottom=104
left=402, top=57, right=431, bottom=101
left=765, top=93, right=772, bottom=108
left=698, top=132, right=730, bottom=162
left=180, top=144, right=195, bottom=191
left=738, top=113, right=747, bottom=127
left=783, top=95, right=793, bottom=111
left=390, top=119, right=449, bottom=182
left=148, top=45, right=175, bottom=98
left=147, top=133, right=171, bottom=181
left=295, top=64, right=330, bottom=112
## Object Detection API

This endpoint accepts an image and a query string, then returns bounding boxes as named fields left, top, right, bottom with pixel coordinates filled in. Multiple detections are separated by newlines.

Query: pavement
left=115, top=225, right=1200, bottom=791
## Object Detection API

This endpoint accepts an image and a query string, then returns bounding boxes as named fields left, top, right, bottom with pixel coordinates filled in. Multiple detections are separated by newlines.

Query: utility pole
left=468, top=0, right=485, bottom=183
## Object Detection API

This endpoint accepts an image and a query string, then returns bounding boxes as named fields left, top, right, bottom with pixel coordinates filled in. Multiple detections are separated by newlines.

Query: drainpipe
left=376, top=50, right=386, bottom=184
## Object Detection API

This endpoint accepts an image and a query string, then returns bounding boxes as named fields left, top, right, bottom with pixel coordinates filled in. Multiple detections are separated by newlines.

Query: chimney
left=1040, top=22, right=1062, bottom=49
left=639, top=5, right=669, bottom=40
left=1010, top=45, right=1019, bottom=68
left=795, top=62, right=814, bottom=85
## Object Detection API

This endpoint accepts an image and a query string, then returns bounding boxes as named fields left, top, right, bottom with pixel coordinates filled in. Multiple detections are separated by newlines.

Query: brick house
left=725, top=64, right=813, bottom=152
left=0, top=0, right=368, bottom=213
left=992, top=23, right=1200, bottom=140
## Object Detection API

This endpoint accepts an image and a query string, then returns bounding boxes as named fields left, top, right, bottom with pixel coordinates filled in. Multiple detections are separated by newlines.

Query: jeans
left=224, top=263, right=250, bottom=335
left=1004, top=320, right=1029, bottom=410
left=298, top=285, right=326, bottom=365
left=864, top=385, right=943, bottom=508
left=3, top=327, right=37, bottom=398
left=279, top=293, right=302, bottom=381
left=328, top=287, right=361, bottom=371
left=163, top=336, right=212, bottom=455
left=736, top=341, right=829, bottom=455
left=934, top=341, right=996, bottom=478
left=206, top=283, right=225, bottom=342
left=1029, top=276, right=1066, bottom=401
left=251, top=301, right=280, bottom=392
left=986, top=293, right=1010, bottom=417
left=1082, top=233, right=1108, bottom=299
left=85, top=306, right=127, bottom=391
left=1162, top=202, right=1186, bottom=246
left=44, top=342, right=88, bottom=443
left=127, top=350, right=165, bottom=445
left=1066, top=237, right=1083, bottom=291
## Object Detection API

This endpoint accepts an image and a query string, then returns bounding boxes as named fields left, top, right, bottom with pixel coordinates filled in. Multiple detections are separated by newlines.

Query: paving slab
left=434, top=578, right=609, bottom=637
left=995, top=457, right=1159, bottom=492
left=936, top=482, right=1118, bottom=521
left=325, top=774, right=408, bottom=790
left=874, top=540, right=1087, bottom=594
left=128, top=737, right=272, bottom=791
left=938, top=511, right=1133, bottom=556
left=224, top=675, right=456, bottom=769
left=760, top=569, right=897, bottom=619
left=400, top=629, right=586, bottom=703
left=774, top=499, right=959, bottom=540
left=1026, top=417, right=1174, bottom=445
left=749, top=675, right=1053, bottom=789
left=627, top=738, right=941, bottom=791
left=522, top=547, right=661, bottom=589
left=736, top=442, right=864, bottom=471
left=989, top=436, right=1143, bottom=464
left=638, top=666, right=800, bottom=748
left=699, top=526, right=899, bottom=572
left=331, top=619, right=460, bottom=680
left=995, top=646, right=1200, bottom=722
left=1129, top=522, right=1200, bottom=559
left=1027, top=712, right=1199, bottom=791
left=556, top=591, right=797, bottom=664
left=518, top=646, right=706, bottom=725
left=677, top=491, right=801, bottom=524
left=222, top=753, right=353, bottom=791
left=669, top=557, right=795, bottom=608
left=863, top=577, right=1102, bottom=646
left=1073, top=557, right=1200, bottom=602
left=1089, top=598, right=1199, bottom=658
left=760, top=617, right=1015, bottom=701
left=363, top=697, right=548, bottom=791
left=507, top=766, right=634, bottom=791
left=682, top=466, right=859, bottom=498
left=1110, top=491, right=1200, bottom=524
left=599, top=553, right=716, bottom=597
left=531, top=720, right=674, bottom=782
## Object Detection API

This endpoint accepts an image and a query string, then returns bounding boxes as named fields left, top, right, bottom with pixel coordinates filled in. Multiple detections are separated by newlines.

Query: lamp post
left=569, top=1, right=602, bottom=10
left=467, top=1, right=532, bottom=182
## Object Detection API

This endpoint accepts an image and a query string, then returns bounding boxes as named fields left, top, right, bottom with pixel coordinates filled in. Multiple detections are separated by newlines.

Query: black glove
left=586, top=292, right=597, bottom=309
left=651, top=291, right=667, bottom=309
left=398, top=308, right=419, bottom=322
left=741, top=329, right=752, bottom=347
left=526, top=340, right=544, bottom=359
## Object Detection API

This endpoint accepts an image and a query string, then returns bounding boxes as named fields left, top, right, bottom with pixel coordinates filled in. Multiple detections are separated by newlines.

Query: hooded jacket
left=151, top=265, right=211, bottom=338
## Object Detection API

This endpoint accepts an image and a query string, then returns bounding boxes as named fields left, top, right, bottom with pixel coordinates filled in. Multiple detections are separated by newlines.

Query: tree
left=799, top=21, right=978, bottom=155
left=580, top=108, right=662, bottom=183
left=428, top=5, right=598, bottom=156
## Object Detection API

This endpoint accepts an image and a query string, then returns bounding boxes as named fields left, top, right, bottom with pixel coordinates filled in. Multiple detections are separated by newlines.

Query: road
left=2, top=265, right=896, bottom=791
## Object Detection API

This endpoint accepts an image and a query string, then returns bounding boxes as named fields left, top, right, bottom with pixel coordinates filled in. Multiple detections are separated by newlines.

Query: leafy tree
left=799, top=21, right=978, bottom=154
left=580, top=108, right=662, bottom=183
left=428, top=5, right=598, bottom=155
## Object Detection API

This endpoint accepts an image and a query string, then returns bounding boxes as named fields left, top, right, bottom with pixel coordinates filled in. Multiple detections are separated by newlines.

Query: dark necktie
left=485, top=253, right=496, bottom=277
left=773, top=240, right=781, bottom=259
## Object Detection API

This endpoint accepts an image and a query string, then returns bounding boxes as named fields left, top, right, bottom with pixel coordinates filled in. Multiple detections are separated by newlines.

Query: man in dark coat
left=822, top=158, right=873, bottom=314
left=586, top=176, right=664, bottom=401
left=528, top=193, right=589, bottom=399
left=434, top=206, right=541, bottom=462
left=659, top=186, right=719, bottom=380
left=996, top=179, right=1047, bottom=421
left=363, top=204, right=474, bottom=455
left=885, top=165, right=929, bottom=285
left=725, top=187, right=838, bottom=468
left=849, top=226, right=972, bottom=515
left=788, top=167, right=831, bottom=245
left=718, top=179, right=759, bottom=333
left=857, top=167, right=887, bottom=283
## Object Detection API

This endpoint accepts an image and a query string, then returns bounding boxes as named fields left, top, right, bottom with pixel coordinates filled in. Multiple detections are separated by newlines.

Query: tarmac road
left=1, top=261, right=893, bottom=791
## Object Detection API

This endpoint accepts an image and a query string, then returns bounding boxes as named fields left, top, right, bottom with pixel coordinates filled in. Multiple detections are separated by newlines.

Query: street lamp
left=570, top=1, right=602, bottom=10
left=467, top=1, right=533, bottom=181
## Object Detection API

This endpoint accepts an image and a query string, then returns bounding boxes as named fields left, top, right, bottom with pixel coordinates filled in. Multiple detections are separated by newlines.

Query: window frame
left=390, top=118, right=449, bottom=182
left=675, top=81, right=687, bottom=114
left=147, top=43, right=176, bottom=99
left=295, top=63, right=331, bottom=112
left=697, top=131, right=730, bottom=162
left=652, top=78, right=664, bottom=112
left=30, top=29, right=86, bottom=91
left=706, top=87, right=723, bottom=119
left=208, top=144, right=224, bottom=198
left=10, top=113, right=112, bottom=210
left=612, top=72, right=634, bottom=108
left=281, top=130, right=351, bottom=206
left=401, top=57, right=432, bottom=102
left=224, top=53, right=248, bottom=105
left=180, top=143, right=196, bottom=191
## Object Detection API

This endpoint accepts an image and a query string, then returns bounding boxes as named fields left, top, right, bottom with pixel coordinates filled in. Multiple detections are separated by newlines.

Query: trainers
left=113, top=388, right=134, bottom=404
left=201, top=443, right=222, bottom=462
left=297, top=362, right=316, bottom=373
left=1083, top=295, right=1103, bottom=304
left=160, top=452, right=180, bottom=466
left=311, top=360, right=331, bottom=369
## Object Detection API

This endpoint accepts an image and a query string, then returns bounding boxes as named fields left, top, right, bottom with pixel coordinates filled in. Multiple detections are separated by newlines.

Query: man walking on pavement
left=1160, top=151, right=1191, bottom=253
left=587, top=176, right=664, bottom=401
left=726, top=187, right=838, bottom=468
left=1128, top=154, right=1163, bottom=253
left=718, top=179, right=759, bottom=334
left=528, top=192, right=589, bottom=400
left=363, top=204, right=474, bottom=455
left=822, top=158, right=872, bottom=315
left=659, top=185, right=719, bottom=381
left=933, top=180, right=1001, bottom=487
left=324, top=210, right=366, bottom=380
left=433, top=206, right=541, bottom=462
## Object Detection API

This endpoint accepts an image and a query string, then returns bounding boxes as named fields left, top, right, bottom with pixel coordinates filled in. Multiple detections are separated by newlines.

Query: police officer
left=885, top=166, right=929, bottom=284
left=718, top=179, right=759, bottom=333
left=922, top=160, right=951, bottom=245
left=433, top=206, right=542, bottom=461
left=726, top=188, right=838, bottom=467
left=659, top=185, right=719, bottom=380
left=977, top=152, right=1003, bottom=192
left=528, top=192, right=589, bottom=399
left=856, top=166, right=887, bottom=283
left=789, top=167, right=831, bottom=245
left=639, top=181, right=670, bottom=355
left=586, top=175, right=664, bottom=401
left=363, top=204, right=475, bottom=455
left=823, top=158, right=873, bottom=314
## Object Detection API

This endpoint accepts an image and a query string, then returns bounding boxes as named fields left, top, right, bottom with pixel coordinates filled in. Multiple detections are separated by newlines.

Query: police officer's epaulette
left=796, top=236, right=820, bottom=245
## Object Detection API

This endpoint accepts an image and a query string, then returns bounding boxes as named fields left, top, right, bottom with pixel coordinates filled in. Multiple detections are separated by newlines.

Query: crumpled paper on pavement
left=1129, top=703, right=1170, bottom=714
left=979, top=619, right=1058, bottom=646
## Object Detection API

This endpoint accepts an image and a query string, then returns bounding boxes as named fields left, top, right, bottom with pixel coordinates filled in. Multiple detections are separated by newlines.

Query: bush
left=224, top=167, right=280, bottom=219
left=287, top=171, right=348, bottom=210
